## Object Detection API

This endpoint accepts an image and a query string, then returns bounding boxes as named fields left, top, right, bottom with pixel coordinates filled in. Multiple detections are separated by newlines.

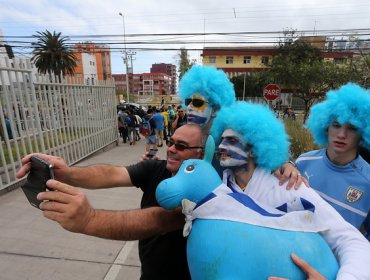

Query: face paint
left=186, top=94, right=213, bottom=127
left=217, top=129, right=250, bottom=168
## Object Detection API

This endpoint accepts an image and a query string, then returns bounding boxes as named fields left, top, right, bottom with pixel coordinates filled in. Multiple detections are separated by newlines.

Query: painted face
left=327, top=121, right=361, bottom=156
left=185, top=94, right=213, bottom=127
left=217, top=129, right=250, bottom=168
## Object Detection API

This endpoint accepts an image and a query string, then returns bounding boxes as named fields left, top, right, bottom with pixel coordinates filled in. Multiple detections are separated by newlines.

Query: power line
left=3, top=28, right=370, bottom=39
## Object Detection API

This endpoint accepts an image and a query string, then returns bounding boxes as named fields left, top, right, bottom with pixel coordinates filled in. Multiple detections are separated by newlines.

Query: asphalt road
left=0, top=139, right=168, bottom=280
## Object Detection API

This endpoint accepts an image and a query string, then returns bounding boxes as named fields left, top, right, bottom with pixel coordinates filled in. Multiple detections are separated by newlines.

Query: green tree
left=268, top=39, right=351, bottom=121
left=231, top=72, right=269, bottom=99
left=31, top=30, right=76, bottom=79
left=350, top=54, right=370, bottom=88
left=177, top=48, right=195, bottom=80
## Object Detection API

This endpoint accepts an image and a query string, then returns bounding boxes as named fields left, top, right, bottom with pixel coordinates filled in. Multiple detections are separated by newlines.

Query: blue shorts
left=145, top=135, right=157, bottom=145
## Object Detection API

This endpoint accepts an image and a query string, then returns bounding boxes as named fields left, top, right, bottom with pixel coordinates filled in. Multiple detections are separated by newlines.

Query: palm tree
left=31, top=30, right=76, bottom=79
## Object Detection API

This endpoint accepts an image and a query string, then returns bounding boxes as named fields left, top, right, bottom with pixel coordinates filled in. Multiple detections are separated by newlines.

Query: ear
left=204, top=135, right=215, bottom=163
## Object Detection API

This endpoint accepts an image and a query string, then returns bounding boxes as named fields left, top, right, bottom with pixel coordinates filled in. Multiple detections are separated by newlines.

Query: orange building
left=73, top=42, right=112, bottom=81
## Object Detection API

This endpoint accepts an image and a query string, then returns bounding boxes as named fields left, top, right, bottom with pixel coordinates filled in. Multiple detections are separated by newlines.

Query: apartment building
left=202, top=47, right=279, bottom=78
left=202, top=37, right=354, bottom=78
left=150, top=63, right=177, bottom=95
left=113, top=72, right=171, bottom=96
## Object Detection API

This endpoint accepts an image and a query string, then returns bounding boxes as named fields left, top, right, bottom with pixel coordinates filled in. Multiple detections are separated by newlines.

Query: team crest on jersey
left=345, top=186, right=364, bottom=203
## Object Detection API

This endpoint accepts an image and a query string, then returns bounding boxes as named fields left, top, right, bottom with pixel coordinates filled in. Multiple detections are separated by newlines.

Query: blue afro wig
left=306, top=83, right=370, bottom=150
left=211, top=101, right=290, bottom=171
left=179, top=65, right=236, bottom=110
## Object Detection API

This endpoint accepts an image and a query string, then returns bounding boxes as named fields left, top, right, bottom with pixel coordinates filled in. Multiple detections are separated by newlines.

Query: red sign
left=263, top=84, right=281, bottom=101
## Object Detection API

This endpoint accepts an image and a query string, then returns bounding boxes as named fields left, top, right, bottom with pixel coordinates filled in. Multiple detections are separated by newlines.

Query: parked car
left=117, top=103, right=146, bottom=117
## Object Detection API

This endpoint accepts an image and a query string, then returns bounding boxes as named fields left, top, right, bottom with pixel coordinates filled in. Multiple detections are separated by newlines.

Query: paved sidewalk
left=0, top=139, right=168, bottom=280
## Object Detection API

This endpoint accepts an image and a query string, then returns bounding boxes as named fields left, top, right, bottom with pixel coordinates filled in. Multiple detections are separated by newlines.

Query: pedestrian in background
left=127, top=110, right=138, bottom=146
left=134, top=113, right=142, bottom=141
left=167, top=105, right=175, bottom=137
left=160, top=107, right=169, bottom=141
left=172, top=106, right=187, bottom=131
left=117, top=109, right=128, bottom=143
left=283, top=107, right=296, bottom=120
left=152, top=109, right=165, bottom=147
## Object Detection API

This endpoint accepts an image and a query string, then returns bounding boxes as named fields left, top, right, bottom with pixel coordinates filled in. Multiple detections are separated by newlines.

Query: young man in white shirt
left=210, top=101, right=370, bottom=280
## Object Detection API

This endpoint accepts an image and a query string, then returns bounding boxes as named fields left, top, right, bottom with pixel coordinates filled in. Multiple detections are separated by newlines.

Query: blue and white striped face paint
left=186, top=95, right=213, bottom=127
left=217, top=129, right=249, bottom=167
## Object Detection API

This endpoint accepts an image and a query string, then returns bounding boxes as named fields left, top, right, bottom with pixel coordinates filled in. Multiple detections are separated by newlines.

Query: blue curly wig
left=306, top=83, right=370, bottom=150
left=179, top=65, right=236, bottom=109
left=211, top=101, right=290, bottom=171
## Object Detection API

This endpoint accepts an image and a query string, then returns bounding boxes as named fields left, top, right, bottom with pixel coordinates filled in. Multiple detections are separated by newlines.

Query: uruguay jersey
left=296, top=149, right=370, bottom=241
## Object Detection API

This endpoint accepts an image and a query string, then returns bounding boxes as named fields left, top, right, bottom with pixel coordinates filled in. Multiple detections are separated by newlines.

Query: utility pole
left=127, top=51, right=136, bottom=74
left=119, top=12, right=130, bottom=103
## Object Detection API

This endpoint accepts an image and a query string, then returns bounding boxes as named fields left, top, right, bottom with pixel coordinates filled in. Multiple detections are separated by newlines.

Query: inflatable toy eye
left=185, top=164, right=195, bottom=173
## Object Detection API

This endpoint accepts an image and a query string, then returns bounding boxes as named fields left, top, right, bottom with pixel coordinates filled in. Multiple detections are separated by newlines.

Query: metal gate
left=0, top=57, right=118, bottom=191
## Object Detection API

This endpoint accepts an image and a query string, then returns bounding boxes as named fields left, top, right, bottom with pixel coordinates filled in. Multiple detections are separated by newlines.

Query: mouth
left=167, top=154, right=181, bottom=163
left=187, top=114, right=207, bottom=125
left=219, top=152, right=231, bottom=160
left=333, top=141, right=346, bottom=148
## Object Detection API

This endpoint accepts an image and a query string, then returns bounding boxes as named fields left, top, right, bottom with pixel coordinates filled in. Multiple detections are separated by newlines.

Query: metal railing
left=0, top=57, right=118, bottom=191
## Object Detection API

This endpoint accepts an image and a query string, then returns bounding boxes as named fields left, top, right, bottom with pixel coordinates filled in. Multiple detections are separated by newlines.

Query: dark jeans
left=119, top=126, right=128, bottom=142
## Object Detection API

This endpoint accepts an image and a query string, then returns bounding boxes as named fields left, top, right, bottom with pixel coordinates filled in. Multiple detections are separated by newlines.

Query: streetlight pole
left=119, top=12, right=130, bottom=103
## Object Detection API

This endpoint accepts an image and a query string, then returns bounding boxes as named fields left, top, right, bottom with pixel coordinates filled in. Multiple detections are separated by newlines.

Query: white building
left=81, top=52, right=98, bottom=84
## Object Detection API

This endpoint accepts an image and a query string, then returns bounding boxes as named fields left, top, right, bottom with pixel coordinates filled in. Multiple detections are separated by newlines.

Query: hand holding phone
left=21, top=156, right=54, bottom=209
left=147, top=149, right=158, bottom=159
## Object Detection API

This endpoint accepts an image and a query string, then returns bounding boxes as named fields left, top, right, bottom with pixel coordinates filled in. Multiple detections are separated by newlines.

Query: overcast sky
left=1, top=0, right=369, bottom=74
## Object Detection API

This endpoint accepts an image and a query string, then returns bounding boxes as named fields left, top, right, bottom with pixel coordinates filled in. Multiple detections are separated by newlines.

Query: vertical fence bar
left=0, top=58, right=17, bottom=180
left=28, top=67, right=45, bottom=153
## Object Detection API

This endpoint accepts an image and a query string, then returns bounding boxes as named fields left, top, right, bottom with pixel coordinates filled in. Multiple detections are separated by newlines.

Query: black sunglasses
left=185, top=98, right=208, bottom=108
left=166, top=139, right=204, bottom=151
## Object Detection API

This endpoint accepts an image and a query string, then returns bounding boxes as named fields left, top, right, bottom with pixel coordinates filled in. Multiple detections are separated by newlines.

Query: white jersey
left=222, top=168, right=370, bottom=280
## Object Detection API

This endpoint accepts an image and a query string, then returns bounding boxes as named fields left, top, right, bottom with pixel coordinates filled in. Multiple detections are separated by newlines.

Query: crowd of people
left=17, top=65, right=370, bottom=280
left=118, top=103, right=189, bottom=156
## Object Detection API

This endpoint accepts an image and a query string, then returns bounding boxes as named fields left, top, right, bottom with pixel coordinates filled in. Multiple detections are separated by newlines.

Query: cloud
left=1, top=0, right=369, bottom=74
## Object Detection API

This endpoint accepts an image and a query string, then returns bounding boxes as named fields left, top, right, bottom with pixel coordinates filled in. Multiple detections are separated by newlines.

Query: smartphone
left=21, top=156, right=54, bottom=209
left=147, top=149, right=158, bottom=159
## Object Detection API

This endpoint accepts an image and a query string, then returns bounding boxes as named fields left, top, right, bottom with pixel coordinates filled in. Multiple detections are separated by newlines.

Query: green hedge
left=284, top=119, right=319, bottom=159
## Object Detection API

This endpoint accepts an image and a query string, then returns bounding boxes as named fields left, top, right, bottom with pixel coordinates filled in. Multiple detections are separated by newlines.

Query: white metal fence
left=0, top=57, right=118, bottom=191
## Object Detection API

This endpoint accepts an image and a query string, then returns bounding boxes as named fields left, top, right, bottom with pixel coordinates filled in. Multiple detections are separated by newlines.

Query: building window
left=226, top=56, right=233, bottom=64
left=261, top=56, right=269, bottom=65
left=334, top=58, right=346, bottom=64
left=209, top=56, right=216, bottom=64
left=243, top=56, right=251, bottom=64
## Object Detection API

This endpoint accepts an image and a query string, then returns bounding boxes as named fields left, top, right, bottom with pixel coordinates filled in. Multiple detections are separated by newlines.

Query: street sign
left=263, top=84, right=281, bottom=101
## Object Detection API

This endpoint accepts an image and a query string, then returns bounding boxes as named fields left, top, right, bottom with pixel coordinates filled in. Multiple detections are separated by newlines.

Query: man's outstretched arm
left=38, top=179, right=184, bottom=240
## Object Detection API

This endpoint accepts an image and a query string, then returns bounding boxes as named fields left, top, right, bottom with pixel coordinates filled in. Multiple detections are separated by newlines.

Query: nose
left=167, top=142, right=177, bottom=153
left=337, top=127, right=348, bottom=139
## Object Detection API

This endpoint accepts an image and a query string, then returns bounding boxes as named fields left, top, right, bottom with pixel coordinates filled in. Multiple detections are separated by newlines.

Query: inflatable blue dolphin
left=156, top=137, right=339, bottom=280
